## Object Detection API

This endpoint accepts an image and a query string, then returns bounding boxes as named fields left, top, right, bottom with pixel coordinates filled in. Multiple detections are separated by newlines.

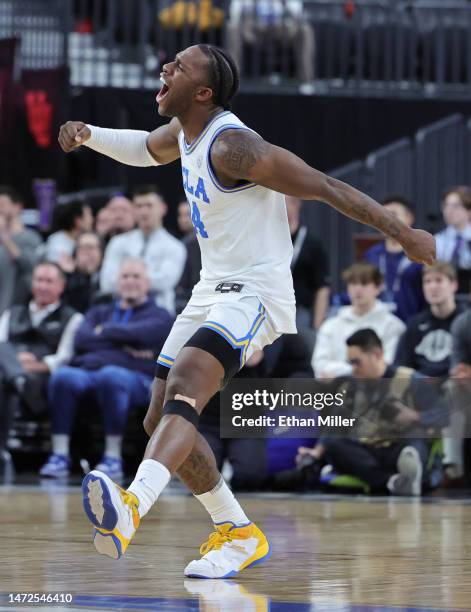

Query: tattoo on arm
left=325, top=177, right=404, bottom=240
left=212, top=129, right=270, bottom=181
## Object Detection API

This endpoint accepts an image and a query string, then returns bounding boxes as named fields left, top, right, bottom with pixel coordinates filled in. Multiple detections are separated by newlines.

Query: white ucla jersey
left=178, top=110, right=296, bottom=333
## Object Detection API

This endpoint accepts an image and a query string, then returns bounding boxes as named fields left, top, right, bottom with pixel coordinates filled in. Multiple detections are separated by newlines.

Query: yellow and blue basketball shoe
left=82, top=470, right=140, bottom=559
left=184, top=521, right=271, bottom=578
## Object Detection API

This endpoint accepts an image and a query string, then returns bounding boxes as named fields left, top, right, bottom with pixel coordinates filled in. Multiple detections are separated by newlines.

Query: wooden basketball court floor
left=1, top=484, right=471, bottom=612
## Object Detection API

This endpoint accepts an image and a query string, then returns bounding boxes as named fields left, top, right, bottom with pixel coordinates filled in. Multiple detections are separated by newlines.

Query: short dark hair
left=197, top=45, right=240, bottom=110
left=76, top=231, right=103, bottom=252
left=346, top=328, right=383, bottom=352
left=132, top=184, right=163, bottom=199
left=422, top=261, right=457, bottom=282
left=382, top=195, right=414, bottom=215
left=442, top=185, right=471, bottom=211
left=0, top=185, right=23, bottom=205
left=342, top=262, right=383, bottom=287
left=56, top=200, right=89, bottom=231
left=34, top=260, right=66, bottom=282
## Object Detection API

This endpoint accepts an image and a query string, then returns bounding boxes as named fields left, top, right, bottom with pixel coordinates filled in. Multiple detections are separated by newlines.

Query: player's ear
left=195, top=86, right=213, bottom=103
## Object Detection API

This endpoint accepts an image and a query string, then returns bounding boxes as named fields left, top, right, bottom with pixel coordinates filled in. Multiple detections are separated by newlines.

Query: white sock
left=52, top=435, right=69, bottom=457
left=104, top=435, right=122, bottom=459
left=194, top=476, right=250, bottom=526
left=127, top=459, right=171, bottom=518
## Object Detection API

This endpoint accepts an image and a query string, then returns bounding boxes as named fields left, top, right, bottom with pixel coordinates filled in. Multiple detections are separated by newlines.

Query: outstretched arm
left=211, top=130, right=435, bottom=264
left=58, top=117, right=181, bottom=165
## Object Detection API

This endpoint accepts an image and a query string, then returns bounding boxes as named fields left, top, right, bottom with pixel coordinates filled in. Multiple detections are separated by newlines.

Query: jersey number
left=191, top=202, right=208, bottom=238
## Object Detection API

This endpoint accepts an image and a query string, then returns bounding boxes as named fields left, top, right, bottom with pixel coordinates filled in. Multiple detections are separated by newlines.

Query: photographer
left=296, top=329, right=447, bottom=496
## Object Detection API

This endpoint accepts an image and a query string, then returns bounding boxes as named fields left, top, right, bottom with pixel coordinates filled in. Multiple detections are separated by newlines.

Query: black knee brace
left=162, top=399, right=199, bottom=428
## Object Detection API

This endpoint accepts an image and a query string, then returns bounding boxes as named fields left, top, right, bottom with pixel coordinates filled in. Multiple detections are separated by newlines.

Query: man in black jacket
left=0, top=261, right=82, bottom=472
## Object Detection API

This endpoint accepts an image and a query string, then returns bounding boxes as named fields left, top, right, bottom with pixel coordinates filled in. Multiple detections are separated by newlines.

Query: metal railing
left=415, top=113, right=466, bottom=226
left=3, top=0, right=471, bottom=95
left=365, top=138, right=414, bottom=204
left=309, top=114, right=470, bottom=287
left=68, top=0, right=229, bottom=88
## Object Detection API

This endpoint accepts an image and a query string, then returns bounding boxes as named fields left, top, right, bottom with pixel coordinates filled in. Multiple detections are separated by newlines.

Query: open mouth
left=157, top=79, right=170, bottom=103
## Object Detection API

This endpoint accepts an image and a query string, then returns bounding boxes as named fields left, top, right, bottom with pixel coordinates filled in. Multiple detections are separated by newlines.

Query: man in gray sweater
left=0, top=186, right=42, bottom=315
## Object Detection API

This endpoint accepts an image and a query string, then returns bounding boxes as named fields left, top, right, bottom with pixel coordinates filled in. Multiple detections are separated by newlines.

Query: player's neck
left=179, top=106, right=224, bottom=146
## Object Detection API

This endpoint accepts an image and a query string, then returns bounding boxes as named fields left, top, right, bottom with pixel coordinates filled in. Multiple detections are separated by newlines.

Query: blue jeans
left=48, top=365, right=152, bottom=435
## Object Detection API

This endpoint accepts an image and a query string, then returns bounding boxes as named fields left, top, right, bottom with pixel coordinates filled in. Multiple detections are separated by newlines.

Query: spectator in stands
left=0, top=186, right=42, bottom=315
left=300, top=329, right=432, bottom=496
left=435, top=186, right=471, bottom=294
left=395, top=262, right=462, bottom=377
left=62, top=232, right=103, bottom=313
left=0, top=262, right=82, bottom=471
left=175, top=199, right=201, bottom=314
left=265, top=332, right=314, bottom=379
left=286, top=196, right=330, bottom=342
left=441, top=307, right=471, bottom=485
left=38, top=200, right=93, bottom=264
left=106, top=194, right=135, bottom=237
left=95, top=205, right=114, bottom=240
left=364, top=195, right=425, bottom=322
left=177, top=199, right=194, bottom=238
left=227, top=0, right=315, bottom=91
left=40, top=258, right=173, bottom=479
left=313, top=263, right=405, bottom=377
left=100, top=185, right=186, bottom=313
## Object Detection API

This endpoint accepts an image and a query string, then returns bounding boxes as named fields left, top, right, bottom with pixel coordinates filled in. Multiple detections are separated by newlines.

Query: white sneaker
left=82, top=470, right=140, bottom=559
left=388, top=446, right=423, bottom=496
left=184, top=521, right=271, bottom=579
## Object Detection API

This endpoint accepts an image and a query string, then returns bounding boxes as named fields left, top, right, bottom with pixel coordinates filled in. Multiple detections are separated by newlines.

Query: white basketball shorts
left=156, top=295, right=280, bottom=374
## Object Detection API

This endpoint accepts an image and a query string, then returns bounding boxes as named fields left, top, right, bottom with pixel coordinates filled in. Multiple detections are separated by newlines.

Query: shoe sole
left=82, top=471, right=134, bottom=560
left=82, top=471, right=119, bottom=531
left=93, top=529, right=122, bottom=560
left=398, top=447, right=423, bottom=496
left=185, top=539, right=272, bottom=579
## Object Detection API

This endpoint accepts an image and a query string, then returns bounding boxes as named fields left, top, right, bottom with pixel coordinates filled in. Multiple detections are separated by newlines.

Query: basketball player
left=58, top=45, right=435, bottom=578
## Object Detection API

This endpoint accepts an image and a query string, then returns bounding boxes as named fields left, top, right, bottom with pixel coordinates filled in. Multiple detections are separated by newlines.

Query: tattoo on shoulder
left=213, top=129, right=269, bottom=179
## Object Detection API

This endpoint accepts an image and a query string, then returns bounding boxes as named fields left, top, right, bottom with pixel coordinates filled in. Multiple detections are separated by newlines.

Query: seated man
left=395, top=262, right=463, bottom=377
left=0, top=185, right=43, bottom=315
left=301, top=329, right=443, bottom=496
left=441, top=308, right=471, bottom=484
left=95, top=194, right=135, bottom=246
left=0, top=262, right=82, bottom=470
left=434, top=186, right=471, bottom=294
left=364, top=196, right=425, bottom=322
left=62, top=231, right=103, bottom=313
left=38, top=200, right=93, bottom=264
left=227, top=0, right=315, bottom=88
left=313, top=263, right=405, bottom=378
left=40, top=259, right=174, bottom=479
left=100, top=184, right=186, bottom=314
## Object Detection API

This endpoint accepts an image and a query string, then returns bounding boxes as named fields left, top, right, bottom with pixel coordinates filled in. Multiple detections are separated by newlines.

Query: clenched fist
left=58, top=121, right=91, bottom=152
left=401, top=228, right=436, bottom=266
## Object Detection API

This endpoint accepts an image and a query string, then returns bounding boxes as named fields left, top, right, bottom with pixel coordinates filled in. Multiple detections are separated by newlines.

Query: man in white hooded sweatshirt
left=313, top=262, right=405, bottom=378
